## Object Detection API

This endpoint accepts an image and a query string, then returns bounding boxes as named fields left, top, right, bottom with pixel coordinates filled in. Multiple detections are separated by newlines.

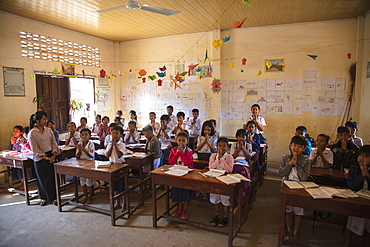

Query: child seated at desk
left=187, top=108, right=202, bottom=137
left=129, top=110, right=138, bottom=126
left=345, top=120, right=363, bottom=147
left=92, top=114, right=101, bottom=134
left=76, top=117, right=88, bottom=132
left=116, top=110, right=125, bottom=127
left=124, top=121, right=140, bottom=144
left=230, top=129, right=252, bottom=161
left=310, top=134, right=333, bottom=168
left=168, top=131, right=195, bottom=220
left=47, top=120, right=60, bottom=145
left=9, top=125, right=27, bottom=186
left=142, top=125, right=162, bottom=170
left=209, top=137, right=234, bottom=227
left=288, top=126, right=312, bottom=157
left=346, top=145, right=370, bottom=246
left=331, top=126, right=358, bottom=170
left=114, top=117, right=123, bottom=128
left=148, top=112, right=160, bottom=136
left=157, top=114, right=172, bottom=146
left=209, top=119, right=220, bottom=138
left=171, top=111, right=187, bottom=135
left=194, top=120, right=217, bottom=153
left=97, top=116, right=110, bottom=142
left=65, top=122, right=80, bottom=147
left=245, top=120, right=262, bottom=151
left=76, top=128, right=95, bottom=204
left=279, top=135, right=310, bottom=244
left=104, top=123, right=123, bottom=148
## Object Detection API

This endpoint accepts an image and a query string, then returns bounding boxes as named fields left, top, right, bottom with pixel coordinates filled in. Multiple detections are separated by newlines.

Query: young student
left=289, top=126, right=312, bottom=157
left=279, top=135, right=310, bottom=243
left=47, top=120, right=60, bottom=145
left=171, top=111, right=187, bottom=135
left=76, top=128, right=95, bottom=204
left=65, top=122, right=80, bottom=147
left=194, top=120, right=217, bottom=153
left=243, top=104, right=266, bottom=134
left=142, top=125, right=162, bottom=170
left=104, top=123, right=124, bottom=148
left=167, top=105, right=177, bottom=129
left=114, top=117, right=123, bottom=128
left=116, top=110, right=125, bottom=127
left=230, top=129, right=252, bottom=160
left=92, top=114, right=101, bottom=134
left=9, top=125, right=27, bottom=185
left=331, top=126, right=358, bottom=170
left=97, top=116, right=110, bottom=142
left=310, top=134, right=333, bottom=168
left=209, top=137, right=234, bottom=227
left=76, top=117, right=88, bottom=132
left=124, top=121, right=140, bottom=144
left=105, top=126, right=126, bottom=208
left=148, top=112, right=160, bottom=136
left=296, top=125, right=315, bottom=145
left=345, top=120, right=363, bottom=147
left=245, top=120, right=262, bottom=152
left=157, top=114, right=172, bottom=145
left=346, top=145, right=370, bottom=246
left=209, top=119, right=220, bottom=138
left=187, top=108, right=202, bottom=137
left=168, top=131, right=195, bottom=220
left=129, top=110, right=138, bottom=126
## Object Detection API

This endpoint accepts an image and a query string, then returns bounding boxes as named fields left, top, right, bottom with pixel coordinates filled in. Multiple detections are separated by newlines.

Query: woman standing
left=28, top=111, right=59, bottom=206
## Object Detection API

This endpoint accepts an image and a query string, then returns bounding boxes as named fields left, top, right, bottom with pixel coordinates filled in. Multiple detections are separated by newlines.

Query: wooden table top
left=309, top=167, right=347, bottom=180
left=55, top=157, right=128, bottom=172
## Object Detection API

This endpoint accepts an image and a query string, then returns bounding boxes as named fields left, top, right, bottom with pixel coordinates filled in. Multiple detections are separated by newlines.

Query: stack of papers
left=203, top=169, right=226, bottom=177
left=356, top=189, right=370, bottom=199
left=216, top=173, right=251, bottom=185
left=305, top=187, right=358, bottom=199
left=283, top=181, right=319, bottom=189
left=59, top=145, right=76, bottom=151
left=164, top=165, right=193, bottom=177
left=95, top=161, right=111, bottom=168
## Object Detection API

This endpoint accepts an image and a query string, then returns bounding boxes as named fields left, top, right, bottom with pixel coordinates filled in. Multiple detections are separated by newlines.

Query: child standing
left=47, top=120, right=60, bottom=145
left=76, top=117, right=88, bottom=132
left=124, top=121, right=140, bottom=144
left=97, top=116, right=110, bottom=142
left=148, top=112, right=160, bottom=136
left=310, top=134, right=333, bottom=168
left=279, top=135, right=310, bottom=243
left=187, top=108, right=202, bottom=137
left=65, top=122, right=80, bottom=147
left=171, top=112, right=187, bottom=135
left=209, top=137, right=234, bottom=227
left=76, top=128, right=95, bottom=204
left=209, top=119, right=220, bottom=138
left=157, top=115, right=172, bottom=146
left=129, top=110, right=138, bottom=126
left=230, top=129, right=252, bottom=160
left=168, top=131, right=195, bottom=220
left=345, top=120, right=363, bottom=147
left=92, top=114, right=101, bottom=134
left=245, top=120, right=262, bottom=151
left=331, top=126, right=358, bottom=170
left=243, top=104, right=266, bottom=134
left=142, top=125, right=162, bottom=169
left=194, top=120, right=217, bottom=153
left=116, top=110, right=125, bottom=127
left=167, top=105, right=177, bottom=129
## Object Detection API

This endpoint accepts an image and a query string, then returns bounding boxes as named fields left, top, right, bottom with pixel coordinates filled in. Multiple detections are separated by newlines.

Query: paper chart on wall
left=267, top=91, right=276, bottom=103
left=229, top=81, right=238, bottom=92
left=246, top=80, right=257, bottom=88
left=316, top=78, right=326, bottom=91
left=235, top=90, right=245, bottom=102
left=326, top=78, right=336, bottom=91
left=285, top=91, right=293, bottom=103
left=257, top=90, right=266, bottom=102
left=316, top=91, right=325, bottom=102
left=285, top=78, right=293, bottom=90
left=257, top=79, right=267, bottom=91
left=275, top=79, right=284, bottom=90
left=183, top=101, right=192, bottom=109
left=96, top=87, right=111, bottom=112
left=293, top=90, right=302, bottom=101
left=246, top=89, right=258, bottom=96
left=302, top=100, right=312, bottom=112
left=335, top=91, right=345, bottom=103
left=284, top=103, right=293, bottom=115
left=275, top=91, right=284, bottom=103
left=247, top=96, right=258, bottom=105
left=232, top=111, right=243, bottom=119
left=302, top=85, right=312, bottom=99
left=325, top=91, right=335, bottom=103
left=266, top=103, right=274, bottom=115
left=311, top=103, right=321, bottom=115
left=335, top=78, right=346, bottom=91
left=293, top=79, right=303, bottom=91
left=303, top=70, right=317, bottom=78
left=293, top=102, right=302, bottom=115
left=267, top=79, right=276, bottom=91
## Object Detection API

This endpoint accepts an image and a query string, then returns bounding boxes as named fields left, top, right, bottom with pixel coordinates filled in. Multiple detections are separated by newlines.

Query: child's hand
left=10, top=137, right=16, bottom=145
left=360, top=165, right=370, bottom=177
left=177, top=145, right=184, bottom=152
left=77, top=143, right=83, bottom=150
left=341, top=139, right=347, bottom=150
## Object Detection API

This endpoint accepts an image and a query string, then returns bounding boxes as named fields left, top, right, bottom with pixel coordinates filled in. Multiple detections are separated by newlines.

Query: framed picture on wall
left=265, top=58, right=285, bottom=73
left=61, top=62, right=76, bottom=77
left=3, top=67, right=25, bottom=97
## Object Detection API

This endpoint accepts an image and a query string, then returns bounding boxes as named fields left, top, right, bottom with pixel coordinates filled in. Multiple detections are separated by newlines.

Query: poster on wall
left=96, top=87, right=111, bottom=112
left=3, top=67, right=25, bottom=97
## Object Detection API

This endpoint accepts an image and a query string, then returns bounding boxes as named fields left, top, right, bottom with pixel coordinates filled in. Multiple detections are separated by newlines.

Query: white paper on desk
left=95, top=161, right=111, bottom=168
left=60, top=145, right=76, bottom=151
left=228, top=173, right=251, bottom=182
left=164, top=169, right=188, bottom=176
left=204, top=169, right=226, bottom=177
left=299, top=182, right=319, bottom=188
left=170, top=165, right=193, bottom=172
left=336, top=189, right=358, bottom=198
left=305, top=188, right=332, bottom=199
left=284, top=180, right=304, bottom=189
left=216, top=175, right=240, bottom=185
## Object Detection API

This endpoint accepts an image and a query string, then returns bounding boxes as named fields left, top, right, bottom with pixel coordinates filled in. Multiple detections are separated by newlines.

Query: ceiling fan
left=97, top=0, right=180, bottom=16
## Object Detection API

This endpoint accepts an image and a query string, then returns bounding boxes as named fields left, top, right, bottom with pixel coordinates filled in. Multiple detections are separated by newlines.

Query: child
left=116, top=110, right=125, bottom=127
left=76, top=128, right=95, bottom=204
left=346, top=145, right=370, bottom=246
left=142, top=125, right=162, bottom=170
left=92, top=114, right=101, bottom=134
left=345, top=120, right=363, bottom=147
left=243, top=104, right=266, bottom=134
left=157, top=114, right=172, bottom=145
left=289, top=126, right=312, bottom=157
left=310, top=134, right=333, bottom=168
left=296, top=126, right=315, bottom=145
left=76, top=117, right=88, bottom=132
left=47, top=120, right=60, bottom=145
left=97, top=116, right=110, bottom=142
left=209, top=137, right=234, bottom=227
left=194, top=120, right=217, bottom=153
left=167, top=105, right=177, bottom=129
left=148, top=112, right=160, bottom=136
left=245, top=121, right=262, bottom=151
left=9, top=125, right=27, bottom=185
left=104, top=123, right=123, bottom=148
left=105, top=126, right=126, bottom=208
left=168, top=131, right=195, bottom=220
left=65, top=122, right=80, bottom=147
left=209, top=119, right=220, bottom=138
left=279, top=135, right=310, bottom=243
left=187, top=108, right=202, bottom=137
left=171, top=111, right=187, bottom=135
left=114, top=117, right=123, bottom=128
left=124, top=121, right=140, bottom=144
left=331, top=126, right=358, bottom=170
left=129, top=110, right=138, bottom=126
left=230, top=129, right=252, bottom=160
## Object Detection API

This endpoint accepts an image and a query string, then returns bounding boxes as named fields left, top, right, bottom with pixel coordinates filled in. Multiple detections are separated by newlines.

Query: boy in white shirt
left=171, top=111, right=188, bottom=135
left=65, top=122, right=80, bottom=147
left=187, top=108, right=202, bottom=137
left=310, top=134, right=333, bottom=168
left=104, top=123, right=123, bottom=148
left=157, top=115, right=172, bottom=145
left=167, top=105, right=177, bottom=129
left=124, top=121, right=140, bottom=144
left=148, top=112, right=160, bottom=136
left=345, top=120, right=363, bottom=148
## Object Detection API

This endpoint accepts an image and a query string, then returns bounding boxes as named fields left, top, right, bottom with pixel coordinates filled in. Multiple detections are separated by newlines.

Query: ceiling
left=0, top=0, right=369, bottom=42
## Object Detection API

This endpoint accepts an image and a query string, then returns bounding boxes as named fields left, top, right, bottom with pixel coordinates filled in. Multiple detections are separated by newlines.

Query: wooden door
left=36, top=75, right=69, bottom=131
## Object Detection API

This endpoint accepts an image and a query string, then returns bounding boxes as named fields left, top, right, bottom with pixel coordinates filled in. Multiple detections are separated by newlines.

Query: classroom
left=0, top=1, right=370, bottom=246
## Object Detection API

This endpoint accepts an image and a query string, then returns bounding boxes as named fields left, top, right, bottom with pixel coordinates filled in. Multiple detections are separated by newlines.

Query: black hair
left=102, top=116, right=110, bottom=122
left=80, top=128, right=91, bottom=135
left=109, top=123, right=117, bottom=128
left=201, top=120, right=215, bottom=136
left=142, top=125, right=153, bottom=132
left=317, top=134, right=330, bottom=143
left=47, top=120, right=55, bottom=125
left=235, top=129, right=247, bottom=138
left=112, top=126, right=124, bottom=135
left=177, top=111, right=185, bottom=118
left=246, top=120, right=256, bottom=127
left=128, top=120, right=137, bottom=127
left=192, top=108, right=199, bottom=113
left=291, top=135, right=307, bottom=147
left=177, top=131, right=189, bottom=140
left=96, top=114, right=102, bottom=120
left=116, top=110, right=122, bottom=114
left=149, top=112, right=156, bottom=116
left=251, top=104, right=260, bottom=110
left=80, top=117, right=87, bottom=122
left=296, top=126, right=307, bottom=132
left=358, top=145, right=370, bottom=157
left=13, top=125, right=23, bottom=133
left=114, top=117, right=121, bottom=121
left=32, top=111, right=47, bottom=127
left=345, top=120, right=358, bottom=130
left=167, top=105, right=174, bottom=110
left=209, top=119, right=216, bottom=126
left=337, top=126, right=350, bottom=134
left=23, top=126, right=30, bottom=134
left=217, top=137, right=229, bottom=145
left=129, top=110, right=137, bottom=120
left=68, top=121, right=76, bottom=128
left=29, top=113, right=36, bottom=128
left=160, top=114, right=169, bottom=121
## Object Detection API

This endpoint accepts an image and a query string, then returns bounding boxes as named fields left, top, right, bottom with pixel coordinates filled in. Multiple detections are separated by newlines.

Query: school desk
left=54, top=158, right=129, bottom=226
left=278, top=183, right=370, bottom=247
left=309, top=167, right=347, bottom=184
left=151, top=165, right=247, bottom=247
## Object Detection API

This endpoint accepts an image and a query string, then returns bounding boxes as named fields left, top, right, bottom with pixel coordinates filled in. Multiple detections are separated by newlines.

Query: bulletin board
left=3, top=67, right=25, bottom=97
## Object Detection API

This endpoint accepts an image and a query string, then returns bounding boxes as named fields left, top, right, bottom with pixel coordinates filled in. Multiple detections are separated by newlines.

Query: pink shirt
left=209, top=153, right=234, bottom=173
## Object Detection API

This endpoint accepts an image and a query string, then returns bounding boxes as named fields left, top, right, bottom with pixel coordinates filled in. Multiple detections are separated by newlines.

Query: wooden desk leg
left=8, top=167, right=12, bottom=187
left=139, top=168, right=144, bottom=207
left=228, top=191, right=235, bottom=247
left=152, top=177, right=157, bottom=228
left=165, top=185, right=170, bottom=215
left=125, top=171, right=130, bottom=218
left=22, top=165, right=30, bottom=205
left=109, top=176, right=116, bottom=226
left=55, top=171, right=62, bottom=212
left=73, top=176, right=78, bottom=200
left=278, top=193, right=286, bottom=247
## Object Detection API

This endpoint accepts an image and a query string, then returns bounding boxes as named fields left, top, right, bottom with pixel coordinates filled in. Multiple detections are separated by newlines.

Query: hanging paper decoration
left=82, top=69, right=85, bottom=77
left=204, top=49, right=211, bottom=64
left=199, top=72, right=205, bottom=79
left=52, top=68, right=58, bottom=77
left=241, top=69, right=244, bottom=73
left=282, top=64, right=286, bottom=67
left=212, top=39, right=223, bottom=50
left=100, top=69, right=106, bottom=78
left=169, top=80, right=174, bottom=87
left=30, top=71, right=35, bottom=81
left=347, top=53, right=351, bottom=59
left=159, top=65, right=167, bottom=71
left=156, top=71, right=166, bottom=77
left=138, top=69, right=147, bottom=76
left=257, top=70, right=262, bottom=76
left=307, top=54, right=318, bottom=60
left=242, top=0, right=253, bottom=7
left=174, top=81, right=182, bottom=90
left=242, top=58, right=247, bottom=65
left=148, top=75, right=156, bottom=81
left=265, top=61, right=272, bottom=69
left=229, top=62, right=235, bottom=68
left=234, top=18, right=246, bottom=28
left=129, top=69, right=132, bottom=72
left=211, top=78, right=221, bottom=94
left=142, top=77, right=146, bottom=83
left=221, top=36, right=231, bottom=42
left=180, top=71, right=188, bottom=77
left=157, top=79, right=163, bottom=86
left=108, top=71, right=116, bottom=83
left=195, top=67, right=202, bottom=72
left=118, top=70, right=122, bottom=76
left=188, top=63, right=199, bottom=75
left=123, top=71, right=127, bottom=75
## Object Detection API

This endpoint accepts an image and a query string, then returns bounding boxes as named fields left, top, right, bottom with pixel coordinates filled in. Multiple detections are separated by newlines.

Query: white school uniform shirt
left=196, top=136, right=217, bottom=153
left=309, top=148, right=333, bottom=168
left=105, top=141, right=126, bottom=163
left=244, top=115, right=266, bottom=134
left=157, top=126, right=172, bottom=144
left=76, top=140, right=95, bottom=160
left=173, top=122, right=188, bottom=135
left=148, top=121, right=161, bottom=135
left=187, top=118, right=202, bottom=137
left=104, top=134, right=123, bottom=148
left=124, top=131, right=140, bottom=143
left=168, top=115, right=177, bottom=129
left=229, top=142, right=252, bottom=158
left=353, top=135, right=363, bottom=147
left=65, top=132, right=80, bottom=147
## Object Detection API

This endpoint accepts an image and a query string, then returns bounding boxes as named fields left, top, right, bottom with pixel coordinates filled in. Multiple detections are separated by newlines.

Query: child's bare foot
left=293, top=234, right=299, bottom=243
left=86, top=198, right=93, bottom=204
left=81, top=197, right=88, bottom=204
left=287, top=232, right=294, bottom=242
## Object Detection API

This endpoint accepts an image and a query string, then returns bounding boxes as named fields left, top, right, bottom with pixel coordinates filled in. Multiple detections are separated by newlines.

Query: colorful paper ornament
left=257, top=70, right=262, bottom=76
left=204, top=49, right=211, bottom=64
left=211, top=78, right=221, bottom=93
left=52, top=68, right=58, bottom=77
left=242, top=58, right=247, bottom=65
left=30, top=71, right=35, bottom=81
left=229, top=62, right=235, bottom=68
left=196, top=67, right=202, bottom=72
left=180, top=71, right=188, bottom=77
left=174, top=81, right=182, bottom=90
left=82, top=69, right=85, bottom=77
left=188, top=63, right=199, bottom=75
left=242, top=0, right=253, bottom=7
left=118, top=70, right=122, bottom=76
left=212, top=39, right=223, bottom=50
left=123, top=71, right=127, bottom=75
left=347, top=53, right=352, bottom=59
left=129, top=69, right=132, bottom=72
left=142, top=77, right=146, bottom=83
left=159, top=65, right=167, bottom=71
left=282, top=64, right=286, bottom=67
left=221, top=36, right=231, bottom=42
left=138, top=69, right=147, bottom=76
left=265, top=61, right=272, bottom=69
left=148, top=75, right=156, bottom=81
left=100, top=69, right=106, bottom=78
left=156, top=71, right=166, bottom=77
left=157, top=79, right=163, bottom=86
left=241, top=69, right=244, bottom=73
left=234, top=18, right=246, bottom=28
left=307, top=54, right=318, bottom=60
left=199, top=72, right=205, bottom=79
